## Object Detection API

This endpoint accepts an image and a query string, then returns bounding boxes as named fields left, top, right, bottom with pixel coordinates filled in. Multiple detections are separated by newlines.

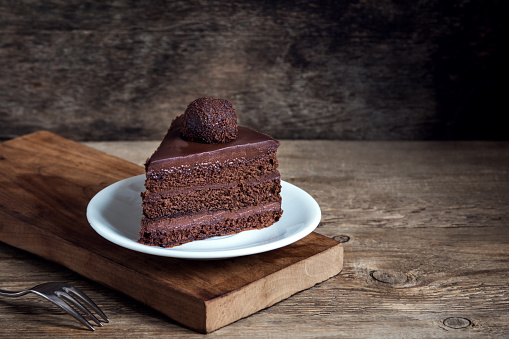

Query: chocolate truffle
left=181, top=98, right=238, bottom=144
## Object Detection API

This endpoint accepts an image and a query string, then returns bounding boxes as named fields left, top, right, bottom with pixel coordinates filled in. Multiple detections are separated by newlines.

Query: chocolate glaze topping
left=181, top=97, right=238, bottom=144
left=146, top=115, right=279, bottom=172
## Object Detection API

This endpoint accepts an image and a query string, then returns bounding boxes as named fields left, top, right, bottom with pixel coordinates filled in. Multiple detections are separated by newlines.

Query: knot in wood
left=333, top=235, right=350, bottom=243
left=369, top=270, right=416, bottom=287
left=443, top=317, right=471, bottom=329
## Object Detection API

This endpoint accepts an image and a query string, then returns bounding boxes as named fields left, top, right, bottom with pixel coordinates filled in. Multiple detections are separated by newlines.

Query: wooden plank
left=1, top=1, right=505, bottom=142
left=0, top=131, right=343, bottom=333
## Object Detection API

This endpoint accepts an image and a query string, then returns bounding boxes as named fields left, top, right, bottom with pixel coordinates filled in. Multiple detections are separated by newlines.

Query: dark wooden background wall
left=0, top=0, right=506, bottom=141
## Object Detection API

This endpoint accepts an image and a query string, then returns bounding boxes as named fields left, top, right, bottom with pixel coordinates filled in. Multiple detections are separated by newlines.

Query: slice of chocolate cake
left=138, top=98, right=283, bottom=248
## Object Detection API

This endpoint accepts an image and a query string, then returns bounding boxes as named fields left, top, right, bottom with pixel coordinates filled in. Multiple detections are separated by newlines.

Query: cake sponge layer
left=145, top=152, right=278, bottom=190
left=142, top=175, right=281, bottom=219
left=138, top=203, right=283, bottom=248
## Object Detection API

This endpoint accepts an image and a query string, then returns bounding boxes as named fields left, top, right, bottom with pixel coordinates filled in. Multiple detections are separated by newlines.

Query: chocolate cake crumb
left=181, top=97, right=238, bottom=144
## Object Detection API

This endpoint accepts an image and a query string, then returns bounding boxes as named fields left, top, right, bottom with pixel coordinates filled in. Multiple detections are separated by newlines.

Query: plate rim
left=86, top=175, right=321, bottom=259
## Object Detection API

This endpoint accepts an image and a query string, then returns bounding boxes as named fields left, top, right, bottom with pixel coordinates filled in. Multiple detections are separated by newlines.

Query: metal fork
left=0, top=282, right=109, bottom=331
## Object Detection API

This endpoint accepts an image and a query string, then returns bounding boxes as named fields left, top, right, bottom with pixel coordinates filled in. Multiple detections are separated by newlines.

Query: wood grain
left=1, top=137, right=509, bottom=337
left=0, top=131, right=343, bottom=333
left=1, top=1, right=506, bottom=141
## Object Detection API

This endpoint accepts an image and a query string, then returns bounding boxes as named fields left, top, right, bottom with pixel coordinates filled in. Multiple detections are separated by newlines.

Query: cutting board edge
left=203, top=241, right=344, bottom=333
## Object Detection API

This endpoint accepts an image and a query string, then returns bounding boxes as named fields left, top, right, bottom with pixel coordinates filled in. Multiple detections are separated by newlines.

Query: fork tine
left=44, top=294, right=95, bottom=331
left=63, top=285, right=109, bottom=323
left=57, top=291, right=103, bottom=327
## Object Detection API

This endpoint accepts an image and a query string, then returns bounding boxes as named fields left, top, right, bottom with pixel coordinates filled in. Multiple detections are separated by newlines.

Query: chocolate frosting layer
left=146, top=115, right=280, bottom=172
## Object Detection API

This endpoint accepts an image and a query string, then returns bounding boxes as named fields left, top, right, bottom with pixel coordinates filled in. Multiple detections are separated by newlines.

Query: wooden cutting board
left=0, top=131, right=343, bottom=333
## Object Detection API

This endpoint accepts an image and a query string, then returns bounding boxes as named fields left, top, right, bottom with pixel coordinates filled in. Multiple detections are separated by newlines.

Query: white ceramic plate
left=86, top=175, right=321, bottom=260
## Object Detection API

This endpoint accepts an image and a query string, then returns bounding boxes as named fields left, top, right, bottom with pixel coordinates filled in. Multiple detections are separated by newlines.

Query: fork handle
left=0, top=289, right=30, bottom=297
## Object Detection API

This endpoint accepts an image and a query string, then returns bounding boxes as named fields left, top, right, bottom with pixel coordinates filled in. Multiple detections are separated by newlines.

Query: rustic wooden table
left=1, top=140, right=508, bottom=338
